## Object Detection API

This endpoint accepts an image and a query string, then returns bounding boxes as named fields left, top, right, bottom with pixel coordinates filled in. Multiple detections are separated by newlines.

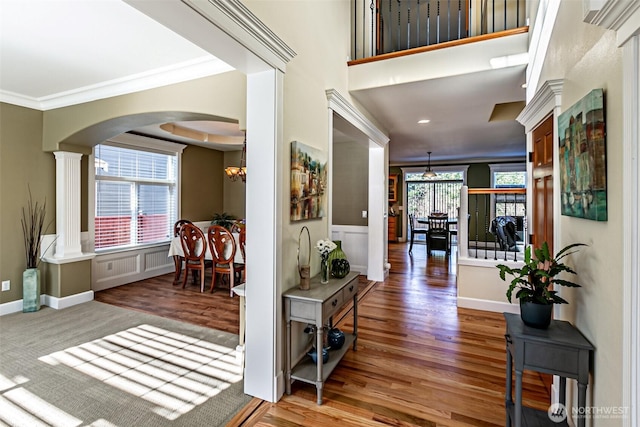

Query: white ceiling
left=0, top=0, right=527, bottom=162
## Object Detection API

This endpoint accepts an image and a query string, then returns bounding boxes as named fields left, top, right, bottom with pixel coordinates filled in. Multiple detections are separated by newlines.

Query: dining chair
left=408, top=213, right=428, bottom=254
left=178, top=223, right=207, bottom=291
left=234, top=224, right=246, bottom=283
left=172, top=219, right=193, bottom=281
left=427, top=214, right=450, bottom=256
left=174, top=219, right=193, bottom=237
left=208, top=225, right=244, bottom=296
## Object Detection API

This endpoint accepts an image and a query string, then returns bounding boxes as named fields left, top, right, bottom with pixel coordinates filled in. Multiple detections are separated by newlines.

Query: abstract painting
left=558, top=88, right=607, bottom=221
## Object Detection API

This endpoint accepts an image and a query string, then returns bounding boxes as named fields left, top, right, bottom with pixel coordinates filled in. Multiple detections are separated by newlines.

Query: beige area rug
left=0, top=301, right=252, bottom=427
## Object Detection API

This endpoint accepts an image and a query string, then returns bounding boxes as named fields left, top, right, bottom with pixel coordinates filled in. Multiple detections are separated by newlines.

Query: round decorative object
left=327, top=328, right=345, bottom=350
left=331, top=258, right=350, bottom=279
left=327, top=240, right=347, bottom=277
left=307, top=347, right=329, bottom=364
left=520, top=300, right=553, bottom=329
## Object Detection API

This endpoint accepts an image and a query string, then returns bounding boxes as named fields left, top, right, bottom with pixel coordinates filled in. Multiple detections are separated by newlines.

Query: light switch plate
left=1, top=280, right=9, bottom=291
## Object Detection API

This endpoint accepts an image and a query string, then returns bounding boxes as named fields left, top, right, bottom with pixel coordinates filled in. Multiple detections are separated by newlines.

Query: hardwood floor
left=96, top=242, right=551, bottom=426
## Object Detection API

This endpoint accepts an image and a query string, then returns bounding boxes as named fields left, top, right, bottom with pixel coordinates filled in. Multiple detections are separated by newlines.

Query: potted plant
left=21, top=188, right=48, bottom=312
left=211, top=212, right=237, bottom=230
left=497, top=241, right=585, bottom=328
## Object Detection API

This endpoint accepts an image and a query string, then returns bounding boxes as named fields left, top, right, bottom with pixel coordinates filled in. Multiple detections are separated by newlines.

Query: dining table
left=168, top=231, right=244, bottom=285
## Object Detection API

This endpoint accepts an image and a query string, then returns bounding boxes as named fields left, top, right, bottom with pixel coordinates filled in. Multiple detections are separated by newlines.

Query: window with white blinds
left=94, top=143, right=178, bottom=251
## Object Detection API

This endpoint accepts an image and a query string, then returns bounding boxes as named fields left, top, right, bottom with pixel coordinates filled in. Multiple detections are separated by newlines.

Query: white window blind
left=94, top=143, right=178, bottom=251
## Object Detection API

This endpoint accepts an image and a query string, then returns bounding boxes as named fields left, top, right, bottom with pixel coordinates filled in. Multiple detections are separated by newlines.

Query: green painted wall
left=0, top=103, right=56, bottom=304
left=333, top=141, right=368, bottom=226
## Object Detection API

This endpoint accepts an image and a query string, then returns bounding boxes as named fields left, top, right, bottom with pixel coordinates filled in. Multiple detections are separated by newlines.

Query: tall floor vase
left=22, top=268, right=41, bottom=312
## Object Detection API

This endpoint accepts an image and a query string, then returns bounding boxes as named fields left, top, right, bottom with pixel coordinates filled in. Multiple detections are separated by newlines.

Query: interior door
left=532, top=114, right=554, bottom=254
left=531, top=113, right=555, bottom=396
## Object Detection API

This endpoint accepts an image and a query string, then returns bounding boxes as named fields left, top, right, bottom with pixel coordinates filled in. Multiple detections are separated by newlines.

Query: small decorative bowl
left=307, top=347, right=330, bottom=364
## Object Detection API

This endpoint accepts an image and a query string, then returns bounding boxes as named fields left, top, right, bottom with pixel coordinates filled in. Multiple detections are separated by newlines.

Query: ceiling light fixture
left=224, top=133, right=246, bottom=183
left=418, top=119, right=430, bottom=124
left=422, top=151, right=437, bottom=179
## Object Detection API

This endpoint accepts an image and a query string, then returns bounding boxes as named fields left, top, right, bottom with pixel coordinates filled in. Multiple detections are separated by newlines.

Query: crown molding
left=517, top=79, right=563, bottom=132
left=583, top=0, right=640, bottom=46
left=0, top=57, right=232, bottom=111
left=183, top=0, right=296, bottom=73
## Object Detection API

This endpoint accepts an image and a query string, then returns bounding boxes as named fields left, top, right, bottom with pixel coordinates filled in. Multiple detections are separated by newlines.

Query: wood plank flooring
left=95, top=242, right=551, bottom=426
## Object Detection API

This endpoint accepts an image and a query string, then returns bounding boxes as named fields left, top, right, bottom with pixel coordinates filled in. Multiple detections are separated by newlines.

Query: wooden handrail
left=347, top=27, right=529, bottom=66
left=467, top=188, right=526, bottom=195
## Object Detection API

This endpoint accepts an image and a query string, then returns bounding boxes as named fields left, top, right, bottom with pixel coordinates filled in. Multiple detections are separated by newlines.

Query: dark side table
left=504, top=313, right=595, bottom=427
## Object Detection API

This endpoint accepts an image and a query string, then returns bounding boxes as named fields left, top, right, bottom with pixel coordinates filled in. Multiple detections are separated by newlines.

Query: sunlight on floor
left=27, top=324, right=244, bottom=422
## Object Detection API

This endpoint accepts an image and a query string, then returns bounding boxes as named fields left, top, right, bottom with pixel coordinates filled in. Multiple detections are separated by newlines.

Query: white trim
left=516, top=79, right=563, bottom=132
left=488, top=162, right=526, bottom=173
left=326, top=89, right=389, bottom=147
left=456, top=296, right=520, bottom=314
left=402, top=165, right=470, bottom=183
left=586, top=6, right=640, bottom=425
left=106, top=133, right=187, bottom=154
left=0, top=300, right=24, bottom=316
left=43, top=291, right=95, bottom=310
left=621, top=33, right=640, bottom=427
left=183, top=0, right=296, bottom=73
left=526, top=0, right=562, bottom=103
left=0, top=57, right=233, bottom=111
left=0, top=291, right=95, bottom=316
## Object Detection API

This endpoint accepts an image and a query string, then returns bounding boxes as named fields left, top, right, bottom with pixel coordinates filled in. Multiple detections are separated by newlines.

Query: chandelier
left=422, top=151, right=437, bottom=179
left=225, top=135, right=247, bottom=182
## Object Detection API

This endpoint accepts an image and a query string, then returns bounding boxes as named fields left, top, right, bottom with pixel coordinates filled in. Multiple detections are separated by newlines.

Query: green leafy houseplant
left=211, top=212, right=237, bottom=230
left=497, top=242, right=586, bottom=305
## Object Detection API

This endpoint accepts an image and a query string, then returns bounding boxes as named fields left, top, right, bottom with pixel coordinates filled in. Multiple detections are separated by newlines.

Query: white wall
left=533, top=0, right=625, bottom=418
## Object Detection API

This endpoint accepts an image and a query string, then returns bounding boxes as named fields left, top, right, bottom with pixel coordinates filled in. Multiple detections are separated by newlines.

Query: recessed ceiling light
left=521, top=83, right=527, bottom=89
left=417, top=119, right=430, bottom=124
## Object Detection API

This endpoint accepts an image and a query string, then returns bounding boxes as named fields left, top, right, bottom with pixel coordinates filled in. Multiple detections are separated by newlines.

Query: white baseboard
left=44, top=291, right=94, bottom=309
left=457, top=296, right=520, bottom=314
left=0, top=300, right=24, bottom=316
left=0, top=291, right=94, bottom=316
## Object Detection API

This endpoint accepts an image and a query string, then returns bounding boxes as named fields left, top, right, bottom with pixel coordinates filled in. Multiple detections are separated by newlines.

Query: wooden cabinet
left=388, top=216, right=397, bottom=242
left=284, top=271, right=359, bottom=404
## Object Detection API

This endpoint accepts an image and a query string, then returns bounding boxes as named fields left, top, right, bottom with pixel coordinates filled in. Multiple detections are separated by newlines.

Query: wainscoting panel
left=93, top=244, right=174, bottom=291
left=331, top=225, right=368, bottom=276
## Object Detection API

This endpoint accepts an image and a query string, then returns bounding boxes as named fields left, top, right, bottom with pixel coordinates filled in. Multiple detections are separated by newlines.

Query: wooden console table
left=284, top=271, right=359, bottom=404
left=504, top=313, right=594, bottom=427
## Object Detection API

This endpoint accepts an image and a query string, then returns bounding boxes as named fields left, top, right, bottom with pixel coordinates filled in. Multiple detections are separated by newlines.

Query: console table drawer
left=342, top=280, right=358, bottom=301
left=322, top=292, right=343, bottom=319
left=523, top=342, right=580, bottom=376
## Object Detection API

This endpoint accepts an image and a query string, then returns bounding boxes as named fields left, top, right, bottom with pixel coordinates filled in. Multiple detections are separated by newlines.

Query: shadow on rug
left=0, top=301, right=252, bottom=426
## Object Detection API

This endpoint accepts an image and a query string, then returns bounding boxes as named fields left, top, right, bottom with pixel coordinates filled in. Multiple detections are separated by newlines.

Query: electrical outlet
left=107, top=262, right=113, bottom=271
left=2, top=280, right=10, bottom=291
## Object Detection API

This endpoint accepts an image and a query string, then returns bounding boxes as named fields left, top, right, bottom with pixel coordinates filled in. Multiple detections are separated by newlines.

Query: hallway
left=97, top=242, right=550, bottom=426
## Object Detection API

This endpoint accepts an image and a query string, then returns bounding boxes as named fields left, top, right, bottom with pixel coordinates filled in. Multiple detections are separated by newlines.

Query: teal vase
left=327, top=241, right=347, bottom=277
left=22, top=268, right=41, bottom=312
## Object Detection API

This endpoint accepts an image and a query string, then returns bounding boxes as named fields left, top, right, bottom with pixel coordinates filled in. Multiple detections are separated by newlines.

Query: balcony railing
left=459, top=186, right=527, bottom=261
left=351, top=0, right=526, bottom=60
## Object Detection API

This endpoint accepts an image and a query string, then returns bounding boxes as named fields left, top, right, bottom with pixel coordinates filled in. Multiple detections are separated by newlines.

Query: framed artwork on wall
left=290, top=141, right=328, bottom=221
left=558, top=88, right=607, bottom=221
left=388, top=174, right=398, bottom=202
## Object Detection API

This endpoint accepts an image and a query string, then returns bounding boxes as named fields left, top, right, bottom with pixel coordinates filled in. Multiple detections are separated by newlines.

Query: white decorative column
left=53, top=151, right=83, bottom=259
